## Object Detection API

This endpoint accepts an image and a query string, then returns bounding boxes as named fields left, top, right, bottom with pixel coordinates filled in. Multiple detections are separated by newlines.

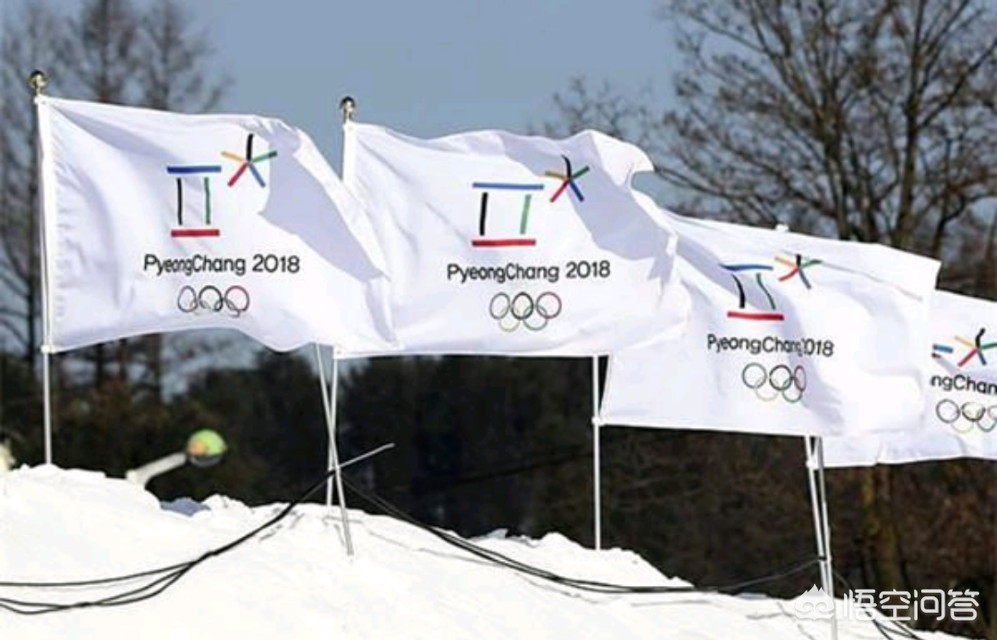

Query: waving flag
left=341, top=123, right=689, bottom=356
left=600, top=212, right=941, bottom=437
left=38, top=97, right=395, bottom=352
left=823, top=290, right=997, bottom=465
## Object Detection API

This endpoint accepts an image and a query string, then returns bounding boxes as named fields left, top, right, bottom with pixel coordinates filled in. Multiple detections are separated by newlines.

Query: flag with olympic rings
left=600, top=211, right=941, bottom=437
left=38, top=97, right=396, bottom=352
left=341, top=123, right=690, bottom=356
left=823, top=290, right=997, bottom=465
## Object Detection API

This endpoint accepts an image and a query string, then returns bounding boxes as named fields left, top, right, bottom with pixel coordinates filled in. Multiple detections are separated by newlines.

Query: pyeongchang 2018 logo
left=470, top=155, right=588, bottom=250
left=165, top=133, right=277, bottom=239
left=466, top=154, right=592, bottom=333
left=720, top=253, right=821, bottom=322
left=708, top=252, right=835, bottom=405
left=159, top=133, right=279, bottom=320
left=930, top=326, right=996, bottom=434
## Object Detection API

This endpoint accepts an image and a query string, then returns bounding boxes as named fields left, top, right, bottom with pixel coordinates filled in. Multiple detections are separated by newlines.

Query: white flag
left=823, top=290, right=997, bottom=466
left=342, top=123, right=689, bottom=356
left=600, top=212, right=941, bottom=437
left=38, top=97, right=395, bottom=353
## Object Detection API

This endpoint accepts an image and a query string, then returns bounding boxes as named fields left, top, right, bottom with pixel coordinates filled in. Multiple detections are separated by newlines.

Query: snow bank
left=0, top=466, right=962, bottom=639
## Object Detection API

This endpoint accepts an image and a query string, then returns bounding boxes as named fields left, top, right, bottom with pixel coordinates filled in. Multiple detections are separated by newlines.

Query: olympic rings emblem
left=934, top=399, right=997, bottom=434
left=741, top=362, right=806, bottom=403
left=489, top=291, right=562, bottom=332
left=177, top=285, right=250, bottom=318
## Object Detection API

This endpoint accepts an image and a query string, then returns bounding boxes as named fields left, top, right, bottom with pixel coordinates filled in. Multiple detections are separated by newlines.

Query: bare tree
left=554, top=1, right=995, bottom=259
left=0, top=0, right=229, bottom=401
left=138, top=0, right=228, bottom=113
left=60, top=0, right=142, bottom=105
left=659, top=0, right=993, bottom=260
left=0, top=4, right=65, bottom=365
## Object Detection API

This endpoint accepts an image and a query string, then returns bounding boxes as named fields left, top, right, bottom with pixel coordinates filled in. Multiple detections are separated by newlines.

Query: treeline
left=0, top=346, right=319, bottom=500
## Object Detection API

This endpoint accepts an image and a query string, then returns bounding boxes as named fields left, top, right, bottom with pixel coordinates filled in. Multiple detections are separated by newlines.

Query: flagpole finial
left=28, top=70, right=48, bottom=96
left=339, top=96, right=356, bottom=123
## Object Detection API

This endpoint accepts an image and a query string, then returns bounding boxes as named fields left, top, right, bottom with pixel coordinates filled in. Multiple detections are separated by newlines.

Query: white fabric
left=601, top=213, right=941, bottom=437
left=38, top=97, right=395, bottom=353
left=342, top=123, right=689, bottom=357
left=823, top=290, right=997, bottom=466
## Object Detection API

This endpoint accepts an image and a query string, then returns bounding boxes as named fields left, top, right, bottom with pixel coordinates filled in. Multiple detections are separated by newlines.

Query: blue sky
left=195, top=0, right=678, bottom=166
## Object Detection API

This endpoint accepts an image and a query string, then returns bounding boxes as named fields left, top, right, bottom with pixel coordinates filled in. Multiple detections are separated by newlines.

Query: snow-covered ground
left=1, top=466, right=964, bottom=639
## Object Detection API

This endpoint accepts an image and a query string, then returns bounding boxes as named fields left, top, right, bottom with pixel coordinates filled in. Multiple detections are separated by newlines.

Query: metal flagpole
left=29, top=70, right=53, bottom=465
left=299, top=95, right=364, bottom=557
left=592, top=355, right=602, bottom=550
left=307, top=94, right=364, bottom=557
left=314, top=344, right=354, bottom=556
left=815, top=436, right=838, bottom=640
left=315, top=345, right=334, bottom=506
left=804, top=436, right=838, bottom=640
left=804, top=437, right=830, bottom=587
